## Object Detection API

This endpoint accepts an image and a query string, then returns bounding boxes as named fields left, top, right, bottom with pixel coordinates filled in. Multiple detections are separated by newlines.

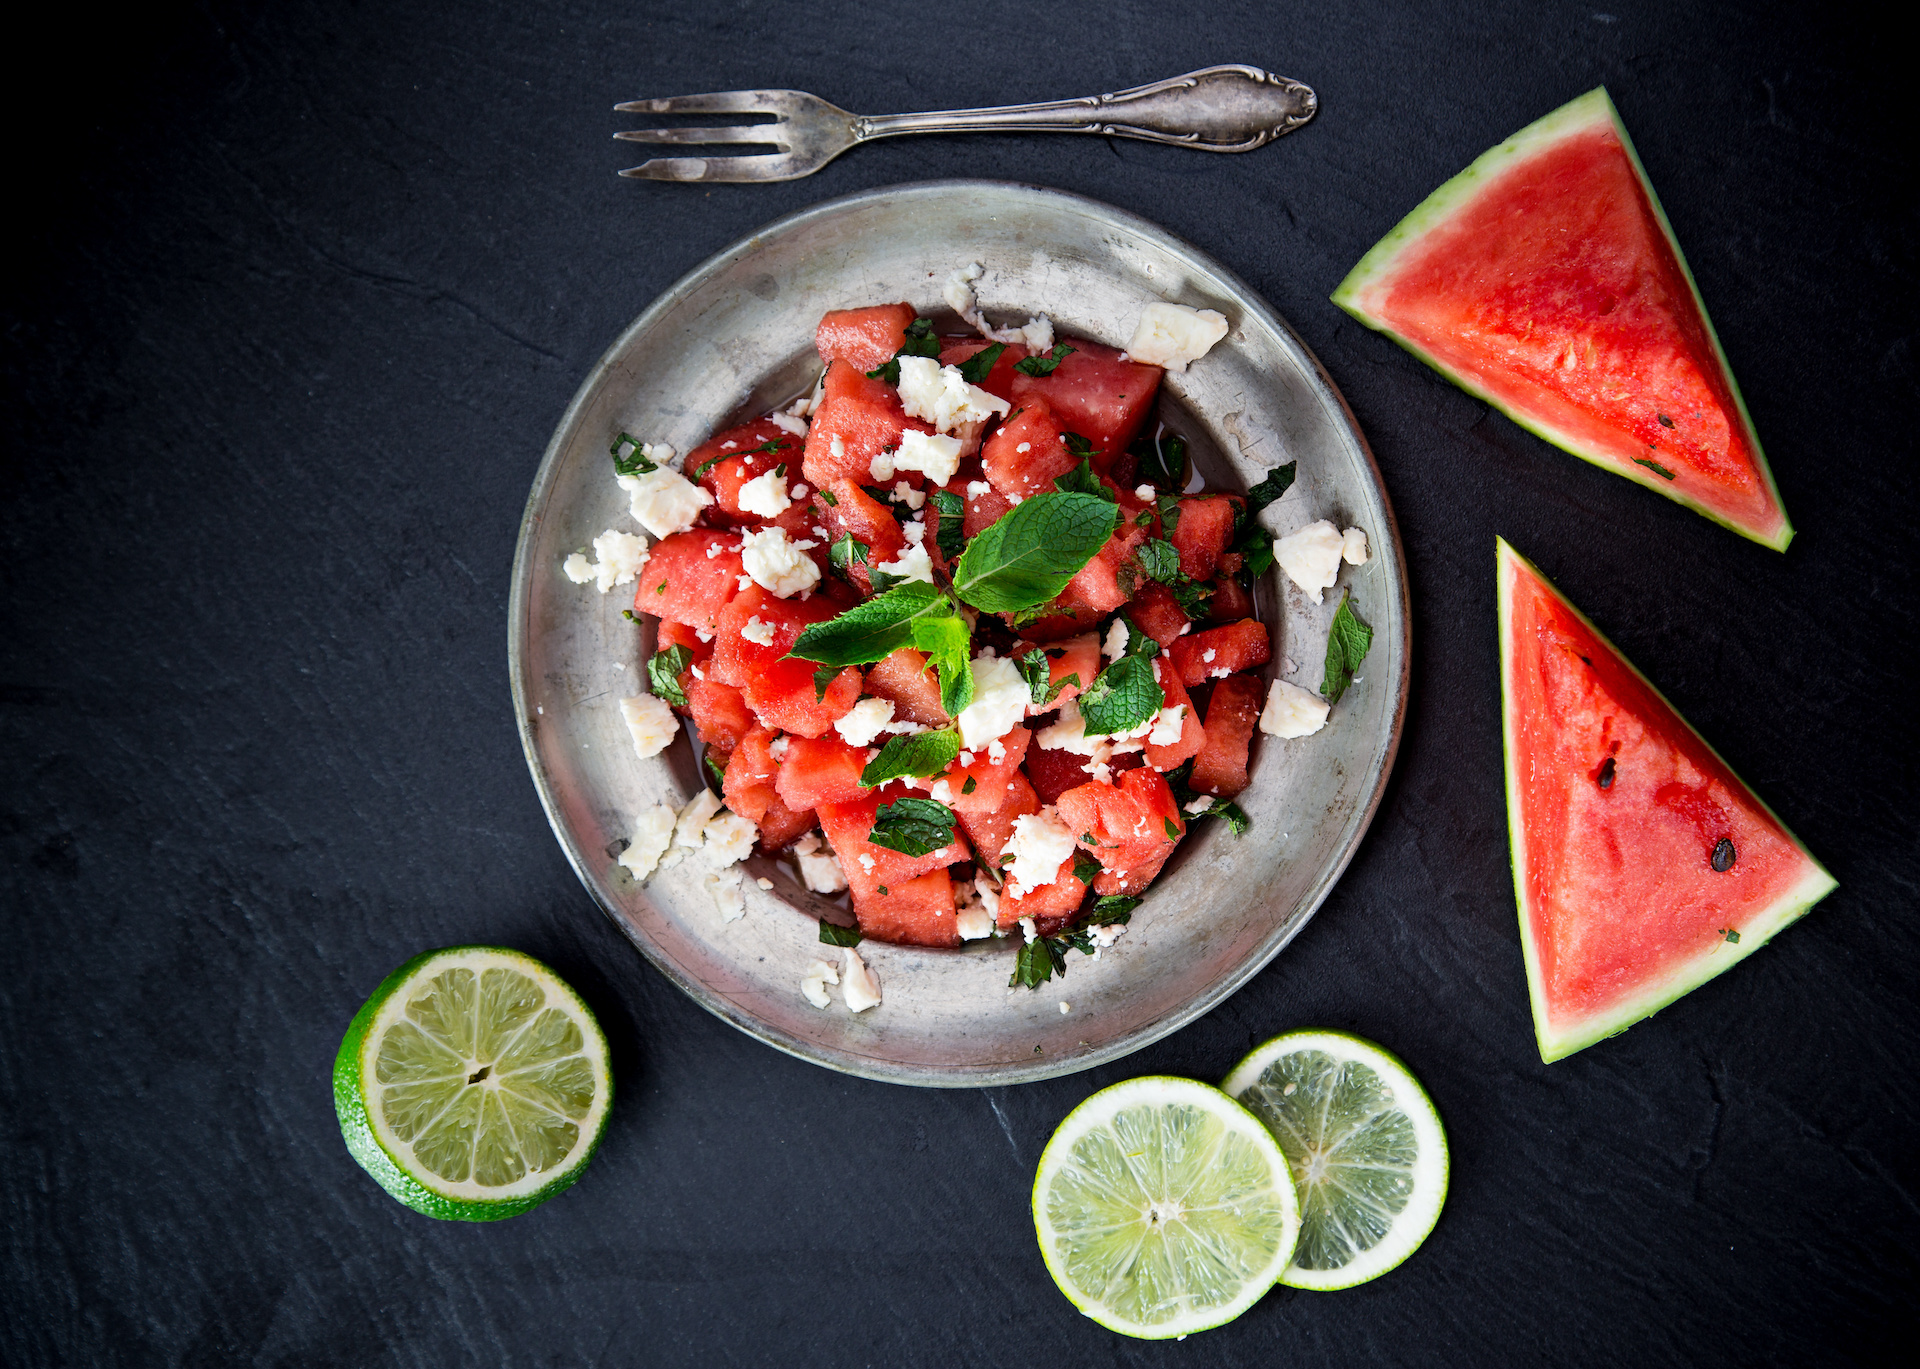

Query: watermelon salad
left=562, top=279, right=1377, bottom=1006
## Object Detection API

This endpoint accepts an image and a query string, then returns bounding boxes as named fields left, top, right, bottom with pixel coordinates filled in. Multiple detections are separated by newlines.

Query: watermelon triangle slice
left=1497, top=539, right=1835, bottom=1061
left=1337, top=89, right=1794, bottom=551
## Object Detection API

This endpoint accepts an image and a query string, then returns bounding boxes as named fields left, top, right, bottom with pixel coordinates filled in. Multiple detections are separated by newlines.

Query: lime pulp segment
left=1033, top=1076, right=1300, bottom=1339
left=1223, top=1030, right=1447, bottom=1290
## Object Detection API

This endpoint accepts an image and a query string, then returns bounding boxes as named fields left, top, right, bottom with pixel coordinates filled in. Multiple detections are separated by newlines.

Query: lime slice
left=333, top=946, right=612, bottom=1221
left=1032, top=1076, right=1300, bottom=1339
left=1222, top=1030, right=1447, bottom=1290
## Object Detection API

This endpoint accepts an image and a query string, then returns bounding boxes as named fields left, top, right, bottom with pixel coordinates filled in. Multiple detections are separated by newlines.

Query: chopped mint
left=610, top=432, right=656, bottom=476
left=1320, top=592, right=1373, bottom=704
left=1071, top=851, right=1101, bottom=884
left=647, top=645, right=694, bottom=707
left=811, top=661, right=839, bottom=702
left=866, top=796, right=958, bottom=857
left=1086, top=896, right=1139, bottom=924
left=1245, top=461, right=1298, bottom=514
left=1134, top=539, right=1180, bottom=584
left=859, top=727, right=963, bottom=787
left=1053, top=456, right=1111, bottom=501
left=828, top=534, right=871, bottom=579
left=866, top=318, right=942, bottom=384
left=1014, top=343, right=1075, bottom=377
left=1129, top=431, right=1189, bottom=491
left=957, top=342, right=1006, bottom=384
left=930, top=489, right=966, bottom=560
left=817, top=919, right=863, bottom=948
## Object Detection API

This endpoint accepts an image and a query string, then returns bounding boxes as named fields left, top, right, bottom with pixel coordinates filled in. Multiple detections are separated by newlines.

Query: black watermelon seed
left=1711, top=838, right=1736, bottom=873
left=1658, top=413, right=1675, bottom=428
left=1597, top=757, right=1615, bottom=790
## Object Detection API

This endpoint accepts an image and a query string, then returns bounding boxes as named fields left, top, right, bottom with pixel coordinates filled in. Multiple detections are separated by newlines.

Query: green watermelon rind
left=1334, top=89, right=1794, bottom=552
left=1495, top=538, right=1836, bottom=1062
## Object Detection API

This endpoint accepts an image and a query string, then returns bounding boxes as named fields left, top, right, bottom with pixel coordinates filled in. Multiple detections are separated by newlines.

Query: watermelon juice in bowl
left=509, top=182, right=1408, bottom=1085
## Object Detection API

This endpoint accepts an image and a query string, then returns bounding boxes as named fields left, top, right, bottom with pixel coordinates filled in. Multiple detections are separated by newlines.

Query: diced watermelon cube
left=722, top=724, right=780, bottom=821
left=938, top=339, right=1028, bottom=401
left=1144, top=657, right=1205, bottom=772
left=818, top=480, right=905, bottom=594
left=685, top=677, right=752, bottom=755
left=946, top=727, right=1031, bottom=814
left=981, top=397, right=1075, bottom=500
left=1169, top=494, right=1242, bottom=582
left=818, top=791, right=970, bottom=898
left=711, top=586, right=861, bottom=737
left=957, top=769, right=1038, bottom=870
left=637, top=529, right=744, bottom=634
left=657, top=619, right=712, bottom=666
left=1127, top=581, right=1191, bottom=647
left=816, top=302, right=917, bottom=373
left=1008, top=338, right=1161, bottom=466
left=1057, top=768, right=1186, bottom=896
left=802, top=361, right=931, bottom=488
left=864, top=648, right=950, bottom=727
left=1206, top=574, right=1254, bottom=624
left=1189, top=674, right=1263, bottom=798
left=997, top=857, right=1090, bottom=933
left=686, top=419, right=805, bottom=526
left=853, top=869, right=961, bottom=948
left=1168, top=619, right=1272, bottom=688
left=1049, top=512, right=1150, bottom=621
left=1022, top=632, right=1099, bottom=709
left=754, top=796, right=816, bottom=851
left=956, top=476, right=1014, bottom=538
left=775, top=733, right=870, bottom=812
left=1023, top=742, right=1144, bottom=806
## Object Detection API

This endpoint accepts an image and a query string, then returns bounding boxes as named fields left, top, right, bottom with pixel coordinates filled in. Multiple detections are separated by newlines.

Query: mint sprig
left=1078, top=654, right=1164, bottom=737
left=950, top=492, right=1116, bottom=613
left=859, top=727, right=962, bottom=787
left=866, top=796, right=958, bottom=857
left=788, top=581, right=950, bottom=667
left=1321, top=592, right=1373, bottom=704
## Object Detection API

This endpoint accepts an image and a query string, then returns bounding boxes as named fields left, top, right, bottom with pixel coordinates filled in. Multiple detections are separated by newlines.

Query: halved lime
left=1222, top=1030, right=1447, bottom=1290
left=1032, top=1076, right=1300, bottom=1339
left=333, top=946, right=612, bottom=1221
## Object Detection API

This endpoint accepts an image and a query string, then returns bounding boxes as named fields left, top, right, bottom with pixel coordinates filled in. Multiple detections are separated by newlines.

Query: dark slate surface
left=4, top=1, right=1914, bottom=1363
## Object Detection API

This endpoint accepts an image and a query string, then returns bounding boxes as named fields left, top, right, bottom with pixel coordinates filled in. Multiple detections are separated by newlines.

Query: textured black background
left=4, top=1, right=1915, bottom=1364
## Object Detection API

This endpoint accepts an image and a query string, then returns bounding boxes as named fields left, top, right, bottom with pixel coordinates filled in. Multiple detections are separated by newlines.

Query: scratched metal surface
left=3, top=1, right=1914, bottom=1364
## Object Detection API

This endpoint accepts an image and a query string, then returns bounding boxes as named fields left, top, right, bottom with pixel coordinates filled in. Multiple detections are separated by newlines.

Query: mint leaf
left=1086, top=895, right=1139, bottom=924
left=1169, top=578, right=1213, bottom=620
left=1321, top=592, right=1373, bottom=704
left=1014, top=343, right=1075, bottom=377
left=866, top=319, right=941, bottom=384
left=1245, top=461, right=1298, bottom=514
left=867, top=796, right=957, bottom=857
left=930, top=489, right=966, bottom=560
left=1129, top=431, right=1188, bottom=490
left=819, top=487, right=839, bottom=506
left=1233, top=525, right=1275, bottom=578
left=704, top=751, right=726, bottom=787
left=1009, top=936, right=1070, bottom=988
left=1634, top=455, right=1677, bottom=480
left=647, top=645, right=693, bottom=707
left=610, top=432, right=656, bottom=476
left=962, top=775, right=977, bottom=795
left=690, top=452, right=727, bottom=480
left=957, top=342, right=1006, bottom=384
left=788, top=581, right=951, bottom=667
left=1134, top=539, right=1180, bottom=584
left=812, top=661, right=839, bottom=702
left=1078, top=655, right=1164, bottom=737
left=818, top=919, right=863, bottom=948
left=1163, top=817, right=1182, bottom=840
left=1071, top=850, right=1101, bottom=884
left=1053, top=457, right=1112, bottom=501
left=1061, top=432, right=1096, bottom=460
left=829, top=534, right=870, bottom=580
left=1117, top=616, right=1160, bottom=660
left=860, top=726, right=963, bottom=787
left=1192, top=800, right=1250, bottom=836
left=911, top=614, right=975, bottom=716
left=1155, top=494, right=1182, bottom=540
left=1015, top=648, right=1052, bottom=704
left=951, top=492, right=1117, bottom=614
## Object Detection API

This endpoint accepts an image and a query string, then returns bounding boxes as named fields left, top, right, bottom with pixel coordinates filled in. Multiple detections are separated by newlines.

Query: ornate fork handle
left=856, top=65, right=1316, bottom=153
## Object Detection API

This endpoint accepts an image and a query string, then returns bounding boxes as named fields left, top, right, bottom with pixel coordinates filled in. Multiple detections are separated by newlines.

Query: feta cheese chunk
left=1036, top=699, right=1107, bottom=758
left=956, top=877, right=997, bottom=940
left=1341, top=526, right=1371, bottom=565
left=617, top=803, right=677, bottom=880
left=740, top=615, right=776, bottom=646
left=563, top=528, right=652, bottom=594
left=841, top=947, right=882, bottom=1012
left=1147, top=704, right=1187, bottom=747
left=740, top=526, right=821, bottom=598
left=1059, top=1001, right=1072, bottom=1015
left=618, top=466, right=713, bottom=538
left=619, top=695, right=677, bottom=760
left=794, top=833, right=849, bottom=894
left=1004, top=807, right=1076, bottom=898
left=1087, top=922, right=1127, bottom=954
left=704, top=865, right=745, bottom=922
left=673, top=789, right=723, bottom=850
left=1126, top=302, right=1230, bottom=372
left=1261, top=679, right=1331, bottom=738
left=891, top=481, right=926, bottom=510
left=834, top=696, right=896, bottom=748
left=768, top=410, right=809, bottom=437
left=701, top=811, right=757, bottom=867
left=874, top=542, right=934, bottom=586
left=955, top=653, right=1029, bottom=749
left=943, top=262, right=1055, bottom=352
left=736, top=466, right=793, bottom=518
left=1183, top=794, right=1215, bottom=816
left=800, top=958, right=839, bottom=1008
left=873, top=428, right=964, bottom=487
left=1275, top=519, right=1346, bottom=604
left=894, top=355, right=1011, bottom=435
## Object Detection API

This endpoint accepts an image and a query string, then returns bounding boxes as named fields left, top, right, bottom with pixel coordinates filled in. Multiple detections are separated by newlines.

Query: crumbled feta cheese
left=1275, top=519, right=1346, bottom=604
left=704, top=865, right=745, bottom=921
left=617, top=803, right=677, bottom=880
left=721, top=440, right=738, bottom=451
left=768, top=410, right=808, bottom=437
left=835, top=697, right=896, bottom=747
left=830, top=434, right=845, bottom=462
left=1147, top=705, right=1186, bottom=747
left=856, top=853, right=876, bottom=874
left=1126, top=302, right=1230, bottom=373
left=1018, top=915, right=1039, bottom=943
left=955, top=881, right=995, bottom=940
left=1015, top=441, right=1031, bottom=454
left=891, top=481, right=927, bottom=510
left=887, top=429, right=965, bottom=486
left=800, top=958, right=839, bottom=1008
left=1135, top=484, right=1156, bottom=501
left=1261, top=679, right=1331, bottom=738
left=756, top=876, right=774, bottom=890
left=1103, top=619, right=1130, bottom=662
left=741, top=615, right=776, bottom=647
left=618, top=466, right=713, bottom=538
left=792, top=485, right=807, bottom=501
left=841, top=947, right=881, bottom=1012
left=965, top=480, right=992, bottom=498
left=1036, top=699, right=1107, bottom=758
left=943, top=262, right=1056, bottom=352
left=1059, top=1001, right=1072, bottom=1015
left=702, top=811, right=757, bottom=868
left=1341, top=526, right=1370, bottom=565
left=736, top=467, right=792, bottom=518
left=1202, top=649, right=1216, bottom=663
left=618, top=695, right=677, bottom=759
left=769, top=735, right=789, bottom=761
left=736, top=574, right=752, bottom=592
left=894, top=355, right=1011, bottom=435
left=975, top=876, right=1001, bottom=921
left=986, top=737, right=1006, bottom=764
left=674, top=789, right=723, bottom=849
left=794, top=833, right=848, bottom=894
left=1088, top=922, right=1127, bottom=953
left=740, top=526, right=821, bottom=598
left=563, top=528, right=652, bottom=594
left=1184, top=794, right=1215, bottom=815
left=929, top=779, right=954, bottom=804
left=1005, top=807, right=1076, bottom=898
left=955, top=653, right=1029, bottom=749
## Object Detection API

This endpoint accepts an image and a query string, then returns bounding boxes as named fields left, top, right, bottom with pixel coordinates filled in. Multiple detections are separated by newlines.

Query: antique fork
left=614, top=64, right=1316, bottom=183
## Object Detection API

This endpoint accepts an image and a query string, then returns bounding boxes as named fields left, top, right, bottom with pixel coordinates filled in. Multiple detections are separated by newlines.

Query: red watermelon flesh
left=686, top=419, right=804, bottom=526
left=852, top=869, right=961, bottom=949
left=816, top=302, right=917, bottom=373
left=802, top=361, right=930, bottom=488
left=754, top=796, right=816, bottom=852
left=957, top=769, right=1039, bottom=870
left=685, top=676, right=753, bottom=756
left=863, top=648, right=951, bottom=728
left=1498, top=539, right=1834, bottom=1061
left=1334, top=88, right=1792, bottom=550
left=636, top=530, right=743, bottom=634
left=1007, top=338, right=1161, bottom=467
left=721, top=725, right=780, bottom=822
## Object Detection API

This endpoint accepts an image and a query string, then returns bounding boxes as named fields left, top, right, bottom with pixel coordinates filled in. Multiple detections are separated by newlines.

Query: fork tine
left=612, top=126, right=784, bottom=147
left=612, top=91, right=786, bottom=116
left=616, top=152, right=811, bottom=184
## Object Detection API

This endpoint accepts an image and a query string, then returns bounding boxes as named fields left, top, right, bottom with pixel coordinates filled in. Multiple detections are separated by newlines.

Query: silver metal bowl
left=508, top=180, right=1408, bottom=1087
